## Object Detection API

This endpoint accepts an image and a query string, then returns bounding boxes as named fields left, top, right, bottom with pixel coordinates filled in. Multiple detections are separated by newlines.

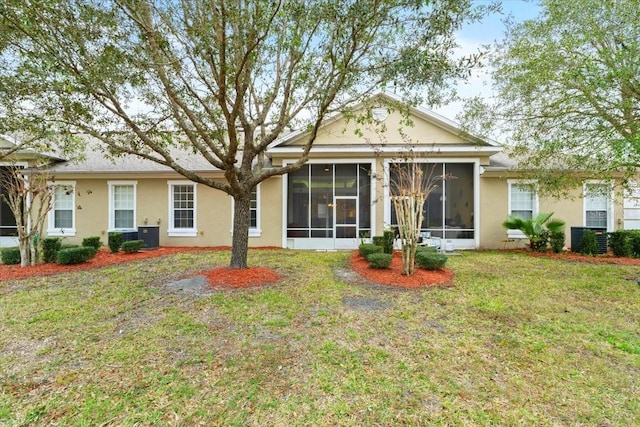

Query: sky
left=433, top=0, right=542, bottom=120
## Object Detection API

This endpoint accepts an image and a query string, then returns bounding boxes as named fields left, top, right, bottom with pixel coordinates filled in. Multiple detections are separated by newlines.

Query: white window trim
left=47, top=181, right=76, bottom=237
left=507, top=179, right=539, bottom=239
left=231, top=184, right=261, bottom=237
left=583, top=180, right=614, bottom=231
left=108, top=180, right=137, bottom=231
left=167, top=180, right=198, bottom=237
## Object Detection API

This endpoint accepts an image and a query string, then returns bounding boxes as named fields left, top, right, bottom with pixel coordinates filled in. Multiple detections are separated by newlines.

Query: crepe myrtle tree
left=461, top=0, right=640, bottom=195
left=0, top=0, right=497, bottom=268
left=0, top=165, right=55, bottom=267
left=388, top=157, right=443, bottom=275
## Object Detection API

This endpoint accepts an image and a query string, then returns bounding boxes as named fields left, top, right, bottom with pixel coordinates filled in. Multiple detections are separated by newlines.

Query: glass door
left=334, top=197, right=358, bottom=249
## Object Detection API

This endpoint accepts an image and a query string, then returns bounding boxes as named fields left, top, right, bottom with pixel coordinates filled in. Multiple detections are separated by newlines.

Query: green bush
left=415, top=251, right=447, bottom=270
left=579, top=229, right=599, bottom=256
left=1, top=247, right=22, bottom=265
left=367, top=253, right=392, bottom=269
left=121, top=239, right=144, bottom=253
left=82, top=236, right=102, bottom=251
left=382, top=230, right=395, bottom=254
left=628, top=231, right=640, bottom=257
left=56, top=246, right=97, bottom=265
left=358, top=243, right=383, bottom=258
left=608, top=230, right=631, bottom=257
left=550, top=231, right=565, bottom=254
left=372, top=236, right=385, bottom=247
left=41, top=238, right=62, bottom=263
left=416, top=245, right=438, bottom=253
left=108, top=232, right=123, bottom=253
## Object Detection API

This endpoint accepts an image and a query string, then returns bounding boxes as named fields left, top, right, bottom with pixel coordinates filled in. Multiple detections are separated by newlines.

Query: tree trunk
left=19, top=236, right=29, bottom=268
left=230, top=194, right=251, bottom=269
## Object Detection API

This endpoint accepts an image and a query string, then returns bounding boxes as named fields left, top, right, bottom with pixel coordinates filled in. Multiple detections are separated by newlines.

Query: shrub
left=56, top=246, right=97, bottom=265
left=41, top=237, right=62, bottom=263
left=628, top=231, right=640, bottom=257
left=82, top=236, right=102, bottom=251
left=550, top=231, right=565, bottom=254
left=372, top=236, right=385, bottom=247
left=415, top=251, right=447, bottom=270
left=359, top=243, right=383, bottom=258
left=121, top=239, right=145, bottom=253
left=367, top=253, right=392, bottom=269
left=1, top=247, right=22, bottom=265
left=382, top=230, right=395, bottom=254
left=579, top=229, right=599, bottom=256
left=416, top=245, right=438, bottom=253
left=108, top=232, right=123, bottom=253
left=608, top=230, right=631, bottom=257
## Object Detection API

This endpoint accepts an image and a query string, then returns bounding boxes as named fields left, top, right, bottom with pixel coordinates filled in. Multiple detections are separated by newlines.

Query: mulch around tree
left=350, top=251, right=454, bottom=289
left=3, top=246, right=639, bottom=288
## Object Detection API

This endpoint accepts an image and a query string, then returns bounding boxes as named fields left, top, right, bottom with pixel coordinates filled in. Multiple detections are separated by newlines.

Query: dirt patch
left=202, top=267, right=281, bottom=289
left=342, top=295, right=394, bottom=311
left=350, top=251, right=454, bottom=289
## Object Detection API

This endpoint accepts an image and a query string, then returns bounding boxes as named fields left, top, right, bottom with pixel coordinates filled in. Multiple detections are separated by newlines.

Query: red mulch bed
left=503, top=248, right=640, bottom=265
left=0, top=246, right=284, bottom=289
left=350, top=251, right=454, bottom=289
left=0, top=247, right=205, bottom=281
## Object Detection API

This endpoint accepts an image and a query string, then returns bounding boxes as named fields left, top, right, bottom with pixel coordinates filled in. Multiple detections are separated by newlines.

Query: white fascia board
left=268, top=145, right=501, bottom=155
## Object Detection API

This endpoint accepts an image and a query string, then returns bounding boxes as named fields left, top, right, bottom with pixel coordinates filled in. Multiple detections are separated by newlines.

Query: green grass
left=1, top=250, right=639, bottom=426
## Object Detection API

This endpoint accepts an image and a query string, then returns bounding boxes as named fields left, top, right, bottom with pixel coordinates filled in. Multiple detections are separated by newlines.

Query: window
left=48, top=181, right=76, bottom=236
left=508, top=180, right=537, bottom=220
left=108, top=181, right=136, bottom=230
left=584, top=182, right=611, bottom=230
left=250, top=186, right=259, bottom=231
left=168, top=181, right=197, bottom=236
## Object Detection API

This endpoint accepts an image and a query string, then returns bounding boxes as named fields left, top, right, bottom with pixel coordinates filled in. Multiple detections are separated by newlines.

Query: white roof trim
left=269, top=145, right=501, bottom=155
left=268, top=92, right=500, bottom=149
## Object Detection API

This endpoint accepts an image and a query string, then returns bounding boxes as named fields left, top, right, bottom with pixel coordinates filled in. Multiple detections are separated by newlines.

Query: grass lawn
left=1, top=249, right=639, bottom=426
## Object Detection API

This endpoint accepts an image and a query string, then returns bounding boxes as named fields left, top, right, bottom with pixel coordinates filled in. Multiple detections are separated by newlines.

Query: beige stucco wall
left=47, top=175, right=283, bottom=248
left=480, top=176, right=624, bottom=249
left=287, top=109, right=469, bottom=147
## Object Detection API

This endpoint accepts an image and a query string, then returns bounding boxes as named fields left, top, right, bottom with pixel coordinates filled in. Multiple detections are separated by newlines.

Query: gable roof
left=269, top=92, right=501, bottom=154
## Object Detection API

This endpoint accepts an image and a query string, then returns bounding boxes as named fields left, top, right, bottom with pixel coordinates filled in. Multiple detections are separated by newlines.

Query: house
left=1, top=94, right=637, bottom=250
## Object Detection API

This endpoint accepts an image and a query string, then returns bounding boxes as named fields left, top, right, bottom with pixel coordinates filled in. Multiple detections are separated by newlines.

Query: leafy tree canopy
left=0, top=0, right=495, bottom=267
left=463, top=0, right=639, bottom=194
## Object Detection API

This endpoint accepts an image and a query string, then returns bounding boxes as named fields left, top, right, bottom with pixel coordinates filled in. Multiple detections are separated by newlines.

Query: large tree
left=463, top=0, right=639, bottom=193
left=0, top=0, right=493, bottom=268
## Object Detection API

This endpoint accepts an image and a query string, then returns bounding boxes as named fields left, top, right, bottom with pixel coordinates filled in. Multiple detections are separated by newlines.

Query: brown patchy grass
left=1, top=249, right=639, bottom=426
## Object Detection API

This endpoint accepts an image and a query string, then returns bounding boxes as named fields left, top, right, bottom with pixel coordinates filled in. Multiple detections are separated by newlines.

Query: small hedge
left=372, top=236, right=385, bottom=247
left=56, top=246, right=97, bottom=265
left=382, top=230, right=395, bottom=254
left=121, top=239, right=145, bottom=253
left=82, top=236, right=102, bottom=251
left=550, top=231, right=565, bottom=254
left=1, top=247, right=22, bottom=265
left=416, top=245, right=438, bottom=253
left=367, top=253, right=392, bottom=269
left=415, top=251, right=447, bottom=270
left=579, top=229, right=599, bottom=256
left=608, top=230, right=631, bottom=257
left=41, top=237, right=62, bottom=263
left=108, top=232, right=123, bottom=253
left=359, top=243, right=383, bottom=258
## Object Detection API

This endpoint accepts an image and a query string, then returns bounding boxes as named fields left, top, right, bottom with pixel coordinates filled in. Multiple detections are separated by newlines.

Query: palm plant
left=503, top=212, right=565, bottom=251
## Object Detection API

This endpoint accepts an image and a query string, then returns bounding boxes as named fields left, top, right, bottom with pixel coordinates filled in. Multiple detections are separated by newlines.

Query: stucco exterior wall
left=47, top=176, right=283, bottom=248
left=480, top=176, right=624, bottom=250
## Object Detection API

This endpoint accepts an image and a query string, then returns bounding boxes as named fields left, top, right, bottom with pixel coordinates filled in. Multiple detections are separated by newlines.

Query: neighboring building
left=1, top=94, right=636, bottom=250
